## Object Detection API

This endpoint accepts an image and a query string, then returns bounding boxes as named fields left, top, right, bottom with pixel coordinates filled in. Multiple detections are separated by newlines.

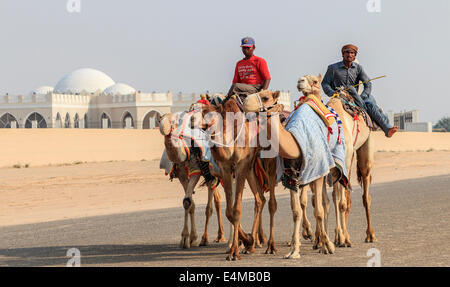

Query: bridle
left=250, top=93, right=281, bottom=116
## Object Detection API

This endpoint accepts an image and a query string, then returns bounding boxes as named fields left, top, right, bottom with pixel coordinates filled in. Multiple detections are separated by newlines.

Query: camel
left=245, top=74, right=378, bottom=251
left=297, top=74, right=377, bottom=245
left=244, top=90, right=335, bottom=257
left=159, top=112, right=226, bottom=248
left=201, top=96, right=275, bottom=260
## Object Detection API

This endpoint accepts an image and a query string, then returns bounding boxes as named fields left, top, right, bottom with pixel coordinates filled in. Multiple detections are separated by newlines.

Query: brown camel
left=201, top=97, right=273, bottom=260
left=159, top=112, right=226, bottom=248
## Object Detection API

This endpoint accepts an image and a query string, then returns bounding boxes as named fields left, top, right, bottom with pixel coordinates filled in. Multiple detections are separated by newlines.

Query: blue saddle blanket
left=283, top=104, right=348, bottom=185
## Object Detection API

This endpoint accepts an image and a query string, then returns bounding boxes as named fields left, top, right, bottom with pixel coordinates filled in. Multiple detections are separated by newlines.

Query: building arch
left=0, top=113, right=19, bottom=128
left=25, top=112, right=47, bottom=128
left=84, top=114, right=88, bottom=128
left=55, top=113, right=62, bottom=128
left=64, top=113, right=71, bottom=128
left=142, top=110, right=162, bottom=129
left=121, top=111, right=134, bottom=129
left=101, top=112, right=111, bottom=129
left=74, top=113, right=80, bottom=128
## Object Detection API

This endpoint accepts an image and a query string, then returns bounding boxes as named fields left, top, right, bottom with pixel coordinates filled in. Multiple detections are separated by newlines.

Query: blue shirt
left=322, top=61, right=371, bottom=100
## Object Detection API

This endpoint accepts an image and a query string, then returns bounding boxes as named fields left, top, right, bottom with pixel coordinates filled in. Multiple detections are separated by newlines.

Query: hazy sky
left=0, top=0, right=449, bottom=123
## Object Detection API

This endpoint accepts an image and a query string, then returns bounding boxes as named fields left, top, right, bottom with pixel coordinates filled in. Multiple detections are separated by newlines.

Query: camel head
left=243, top=90, right=281, bottom=113
left=297, top=74, right=322, bottom=98
left=159, top=113, right=177, bottom=136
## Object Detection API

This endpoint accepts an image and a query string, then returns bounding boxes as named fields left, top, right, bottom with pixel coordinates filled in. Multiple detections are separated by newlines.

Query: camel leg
left=200, top=185, right=214, bottom=246
left=345, top=188, right=352, bottom=233
left=180, top=204, right=191, bottom=249
left=300, top=186, right=313, bottom=240
left=227, top=169, right=250, bottom=261
left=188, top=199, right=198, bottom=247
left=312, top=191, right=321, bottom=249
left=284, top=189, right=302, bottom=259
left=177, top=167, right=191, bottom=249
left=265, top=176, right=277, bottom=254
left=183, top=175, right=200, bottom=248
left=332, top=183, right=346, bottom=247
left=357, top=136, right=377, bottom=243
left=257, top=201, right=267, bottom=247
left=242, top=168, right=264, bottom=254
left=224, top=172, right=235, bottom=253
left=322, top=177, right=330, bottom=235
left=311, top=178, right=335, bottom=254
left=213, top=187, right=226, bottom=243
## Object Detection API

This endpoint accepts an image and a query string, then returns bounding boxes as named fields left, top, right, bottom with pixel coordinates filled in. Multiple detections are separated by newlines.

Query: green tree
left=433, top=117, right=450, bottom=132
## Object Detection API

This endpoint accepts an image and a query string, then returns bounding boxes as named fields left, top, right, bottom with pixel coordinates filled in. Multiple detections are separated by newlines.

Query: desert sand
left=0, top=130, right=449, bottom=227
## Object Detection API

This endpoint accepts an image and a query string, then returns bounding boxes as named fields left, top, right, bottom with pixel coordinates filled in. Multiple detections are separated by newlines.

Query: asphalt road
left=0, top=175, right=449, bottom=267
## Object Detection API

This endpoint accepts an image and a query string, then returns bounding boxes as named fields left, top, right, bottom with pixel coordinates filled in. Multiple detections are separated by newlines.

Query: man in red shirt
left=227, top=37, right=271, bottom=97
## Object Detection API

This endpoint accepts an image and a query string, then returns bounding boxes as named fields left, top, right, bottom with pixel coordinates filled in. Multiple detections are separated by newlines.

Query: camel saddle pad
left=340, top=97, right=379, bottom=131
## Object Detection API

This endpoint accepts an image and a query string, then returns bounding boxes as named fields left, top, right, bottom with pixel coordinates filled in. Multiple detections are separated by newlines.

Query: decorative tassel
left=337, top=126, right=342, bottom=144
left=327, top=126, right=333, bottom=144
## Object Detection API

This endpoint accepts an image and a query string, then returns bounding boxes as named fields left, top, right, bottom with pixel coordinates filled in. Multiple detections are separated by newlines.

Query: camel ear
left=318, top=73, right=322, bottom=83
left=273, top=90, right=281, bottom=100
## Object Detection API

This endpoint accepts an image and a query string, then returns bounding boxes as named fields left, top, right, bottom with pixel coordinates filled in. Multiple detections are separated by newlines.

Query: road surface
left=0, top=175, right=449, bottom=267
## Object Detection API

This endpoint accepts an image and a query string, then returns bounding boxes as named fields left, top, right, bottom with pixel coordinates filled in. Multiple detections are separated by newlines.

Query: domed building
left=0, top=68, right=292, bottom=129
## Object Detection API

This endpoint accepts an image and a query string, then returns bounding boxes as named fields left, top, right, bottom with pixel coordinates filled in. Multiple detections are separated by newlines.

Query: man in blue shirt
left=322, top=44, right=398, bottom=137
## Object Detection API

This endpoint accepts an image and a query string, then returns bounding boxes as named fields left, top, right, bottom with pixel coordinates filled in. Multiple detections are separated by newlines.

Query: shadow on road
left=0, top=243, right=233, bottom=267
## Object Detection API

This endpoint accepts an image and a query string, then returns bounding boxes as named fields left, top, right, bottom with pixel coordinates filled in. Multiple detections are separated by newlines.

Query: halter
left=250, top=92, right=280, bottom=114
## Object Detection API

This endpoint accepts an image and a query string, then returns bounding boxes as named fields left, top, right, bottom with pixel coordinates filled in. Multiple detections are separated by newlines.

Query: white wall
left=405, top=122, right=432, bottom=132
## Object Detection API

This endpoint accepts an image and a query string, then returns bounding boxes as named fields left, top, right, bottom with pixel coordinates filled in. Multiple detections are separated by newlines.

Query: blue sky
left=0, top=0, right=449, bottom=122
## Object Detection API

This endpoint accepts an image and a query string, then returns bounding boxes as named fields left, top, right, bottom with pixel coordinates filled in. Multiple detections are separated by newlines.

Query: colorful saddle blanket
left=159, top=110, right=220, bottom=180
left=333, top=94, right=379, bottom=131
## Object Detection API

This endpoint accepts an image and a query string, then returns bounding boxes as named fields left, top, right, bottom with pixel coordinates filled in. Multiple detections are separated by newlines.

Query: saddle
left=336, top=92, right=379, bottom=131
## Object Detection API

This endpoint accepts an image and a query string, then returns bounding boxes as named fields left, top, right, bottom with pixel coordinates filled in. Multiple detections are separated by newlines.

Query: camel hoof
left=345, top=239, right=352, bottom=247
left=337, top=242, right=346, bottom=248
left=320, top=242, right=335, bottom=254
left=180, top=236, right=190, bottom=249
left=302, top=227, right=313, bottom=241
left=265, top=248, right=278, bottom=255
left=303, top=235, right=313, bottom=241
left=199, top=237, right=209, bottom=246
left=259, top=234, right=267, bottom=245
left=243, top=246, right=255, bottom=254
left=365, top=234, right=378, bottom=243
left=214, top=236, right=227, bottom=243
left=284, top=252, right=300, bottom=259
left=226, top=254, right=241, bottom=261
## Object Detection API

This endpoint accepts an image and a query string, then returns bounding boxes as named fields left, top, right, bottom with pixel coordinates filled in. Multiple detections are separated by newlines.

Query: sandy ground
left=0, top=129, right=449, bottom=168
left=1, top=150, right=449, bottom=227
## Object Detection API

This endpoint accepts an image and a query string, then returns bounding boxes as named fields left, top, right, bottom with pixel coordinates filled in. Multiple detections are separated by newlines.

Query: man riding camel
left=227, top=37, right=271, bottom=97
left=322, top=44, right=398, bottom=137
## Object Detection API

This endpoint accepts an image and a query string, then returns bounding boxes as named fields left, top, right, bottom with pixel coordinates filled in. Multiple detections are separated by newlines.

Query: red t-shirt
left=197, top=99, right=210, bottom=105
left=232, top=55, right=271, bottom=85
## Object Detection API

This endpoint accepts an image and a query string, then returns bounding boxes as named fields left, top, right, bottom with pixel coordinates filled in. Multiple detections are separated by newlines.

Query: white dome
left=54, top=68, right=115, bottom=94
left=103, top=83, right=136, bottom=95
left=30, top=86, right=54, bottom=95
